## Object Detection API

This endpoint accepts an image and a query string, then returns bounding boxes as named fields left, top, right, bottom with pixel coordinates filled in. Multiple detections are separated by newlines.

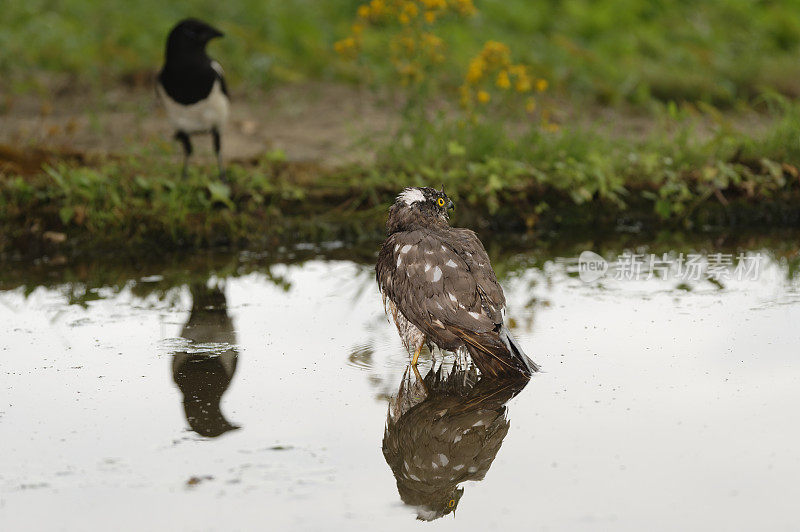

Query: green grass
left=1, top=0, right=361, bottom=91
left=4, top=0, right=800, bottom=105
left=3, top=96, right=800, bottom=256
left=379, top=94, right=800, bottom=217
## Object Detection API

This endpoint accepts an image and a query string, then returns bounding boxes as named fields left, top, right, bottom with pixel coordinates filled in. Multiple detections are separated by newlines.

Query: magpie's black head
left=166, top=18, right=223, bottom=56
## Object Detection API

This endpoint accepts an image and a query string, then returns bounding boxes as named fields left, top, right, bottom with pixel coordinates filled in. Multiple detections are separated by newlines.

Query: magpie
left=157, top=18, right=229, bottom=180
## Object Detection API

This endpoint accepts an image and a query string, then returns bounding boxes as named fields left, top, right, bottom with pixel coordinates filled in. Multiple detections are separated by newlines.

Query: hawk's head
left=387, top=186, right=455, bottom=234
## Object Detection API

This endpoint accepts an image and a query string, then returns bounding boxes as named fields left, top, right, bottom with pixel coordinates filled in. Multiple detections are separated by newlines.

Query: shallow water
left=1, top=234, right=799, bottom=531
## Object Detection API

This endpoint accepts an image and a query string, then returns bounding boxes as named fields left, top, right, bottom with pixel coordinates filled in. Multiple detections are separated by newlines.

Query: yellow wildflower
left=357, top=4, right=370, bottom=18
left=507, top=64, right=526, bottom=77
left=525, top=97, right=536, bottom=113
left=496, top=70, right=511, bottom=89
left=535, top=78, right=549, bottom=92
left=369, top=0, right=385, bottom=17
left=421, top=32, right=443, bottom=49
left=334, top=37, right=358, bottom=56
left=451, top=0, right=476, bottom=16
left=482, top=41, right=511, bottom=66
left=424, top=10, right=436, bottom=23
left=465, top=57, right=484, bottom=84
left=419, top=33, right=444, bottom=62
left=515, top=76, right=531, bottom=92
left=477, top=90, right=490, bottom=103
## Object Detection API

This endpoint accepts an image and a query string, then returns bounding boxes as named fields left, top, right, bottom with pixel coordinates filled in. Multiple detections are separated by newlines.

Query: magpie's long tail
left=459, top=325, right=540, bottom=379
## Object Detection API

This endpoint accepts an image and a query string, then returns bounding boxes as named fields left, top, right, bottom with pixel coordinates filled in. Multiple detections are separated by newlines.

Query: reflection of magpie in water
left=172, top=283, right=239, bottom=437
left=383, top=364, right=529, bottom=521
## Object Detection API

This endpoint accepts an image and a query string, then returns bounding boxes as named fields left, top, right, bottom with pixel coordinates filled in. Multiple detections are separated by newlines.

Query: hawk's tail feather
left=500, top=324, right=541, bottom=374
left=458, top=326, right=539, bottom=379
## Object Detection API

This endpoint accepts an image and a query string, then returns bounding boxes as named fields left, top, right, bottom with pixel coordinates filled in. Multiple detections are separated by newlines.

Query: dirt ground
left=0, top=82, right=397, bottom=172
left=0, top=80, right=773, bottom=176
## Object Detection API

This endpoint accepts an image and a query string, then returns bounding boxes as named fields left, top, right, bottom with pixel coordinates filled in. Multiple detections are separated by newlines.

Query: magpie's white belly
left=158, top=79, right=229, bottom=134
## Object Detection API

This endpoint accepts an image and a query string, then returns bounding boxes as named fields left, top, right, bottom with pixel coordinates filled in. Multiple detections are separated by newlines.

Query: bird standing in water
left=157, top=18, right=229, bottom=180
left=376, top=186, right=540, bottom=378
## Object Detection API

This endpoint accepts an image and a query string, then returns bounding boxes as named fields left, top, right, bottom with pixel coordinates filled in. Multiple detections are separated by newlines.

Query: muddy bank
left=2, top=160, right=800, bottom=261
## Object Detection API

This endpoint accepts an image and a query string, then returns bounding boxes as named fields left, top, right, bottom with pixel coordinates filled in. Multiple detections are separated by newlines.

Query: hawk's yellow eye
left=437, top=198, right=445, bottom=207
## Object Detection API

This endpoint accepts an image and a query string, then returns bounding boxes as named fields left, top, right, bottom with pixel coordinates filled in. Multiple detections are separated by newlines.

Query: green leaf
left=135, top=176, right=152, bottom=191
left=263, top=148, right=286, bottom=163
left=207, top=182, right=235, bottom=209
left=486, top=173, right=503, bottom=192
left=655, top=199, right=672, bottom=219
left=43, top=164, right=65, bottom=189
left=59, top=206, right=75, bottom=225
left=447, top=141, right=466, bottom=157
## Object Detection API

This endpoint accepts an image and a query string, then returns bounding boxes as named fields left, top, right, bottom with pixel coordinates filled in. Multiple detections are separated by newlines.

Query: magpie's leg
left=175, top=130, right=192, bottom=178
left=212, top=127, right=226, bottom=182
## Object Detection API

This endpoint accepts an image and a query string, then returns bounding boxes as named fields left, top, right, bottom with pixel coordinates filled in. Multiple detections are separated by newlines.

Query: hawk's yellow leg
left=411, top=364, right=423, bottom=384
left=411, top=343, right=423, bottom=366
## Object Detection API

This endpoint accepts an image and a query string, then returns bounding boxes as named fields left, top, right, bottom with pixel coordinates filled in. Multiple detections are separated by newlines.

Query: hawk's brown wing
left=449, top=228, right=507, bottom=323
left=376, top=229, right=503, bottom=337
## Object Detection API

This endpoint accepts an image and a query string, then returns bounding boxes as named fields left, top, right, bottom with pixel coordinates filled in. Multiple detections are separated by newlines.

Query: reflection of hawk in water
left=172, top=283, right=239, bottom=438
left=376, top=187, right=539, bottom=377
left=383, top=363, right=528, bottom=521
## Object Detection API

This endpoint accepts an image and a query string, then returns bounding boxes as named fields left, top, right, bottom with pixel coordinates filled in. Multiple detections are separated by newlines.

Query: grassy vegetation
left=3, top=1, right=800, bottom=255
left=377, top=93, right=800, bottom=221
left=2, top=0, right=359, bottom=91
left=3, top=94, right=800, bottom=256
left=4, top=0, right=800, bottom=105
